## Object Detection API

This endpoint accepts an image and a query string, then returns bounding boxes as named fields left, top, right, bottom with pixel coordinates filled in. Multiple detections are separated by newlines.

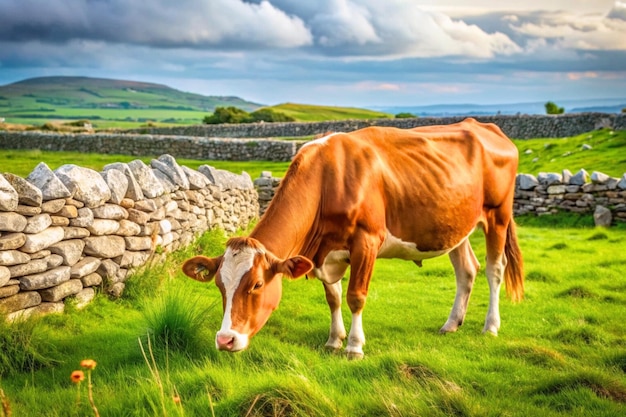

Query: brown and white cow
left=182, top=118, right=524, bottom=359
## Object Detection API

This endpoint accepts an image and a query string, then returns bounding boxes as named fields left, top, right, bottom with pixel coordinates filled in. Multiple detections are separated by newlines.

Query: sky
left=1, top=0, right=625, bottom=108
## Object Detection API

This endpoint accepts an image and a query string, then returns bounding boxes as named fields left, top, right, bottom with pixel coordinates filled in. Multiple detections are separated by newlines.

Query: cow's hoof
left=346, top=351, right=364, bottom=360
left=324, top=345, right=342, bottom=354
left=482, top=327, right=498, bottom=336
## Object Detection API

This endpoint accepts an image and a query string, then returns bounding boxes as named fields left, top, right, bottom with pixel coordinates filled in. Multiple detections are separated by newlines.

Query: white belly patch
left=315, top=229, right=470, bottom=282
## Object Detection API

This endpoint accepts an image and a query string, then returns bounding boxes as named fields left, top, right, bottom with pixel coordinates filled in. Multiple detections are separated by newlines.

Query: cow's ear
left=275, top=256, right=314, bottom=279
left=182, top=255, right=222, bottom=282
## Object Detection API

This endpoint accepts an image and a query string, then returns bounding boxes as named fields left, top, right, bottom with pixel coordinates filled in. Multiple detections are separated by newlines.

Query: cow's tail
left=504, top=218, right=524, bottom=302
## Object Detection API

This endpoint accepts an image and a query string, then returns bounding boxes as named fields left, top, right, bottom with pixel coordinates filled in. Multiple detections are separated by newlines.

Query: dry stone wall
left=254, top=170, right=626, bottom=226
left=0, top=113, right=624, bottom=162
left=130, top=113, right=626, bottom=140
left=0, top=155, right=258, bottom=320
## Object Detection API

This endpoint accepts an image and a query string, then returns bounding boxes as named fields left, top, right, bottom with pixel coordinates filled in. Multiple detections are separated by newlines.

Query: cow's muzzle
left=215, top=330, right=248, bottom=352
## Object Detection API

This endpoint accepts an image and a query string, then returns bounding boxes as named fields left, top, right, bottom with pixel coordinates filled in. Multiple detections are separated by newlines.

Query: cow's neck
left=249, top=156, right=321, bottom=259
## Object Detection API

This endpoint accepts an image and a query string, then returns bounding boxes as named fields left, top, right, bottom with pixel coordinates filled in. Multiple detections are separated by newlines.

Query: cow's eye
left=253, top=281, right=264, bottom=290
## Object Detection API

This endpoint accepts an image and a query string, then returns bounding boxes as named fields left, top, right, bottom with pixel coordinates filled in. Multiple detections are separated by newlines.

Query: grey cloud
left=0, top=0, right=313, bottom=49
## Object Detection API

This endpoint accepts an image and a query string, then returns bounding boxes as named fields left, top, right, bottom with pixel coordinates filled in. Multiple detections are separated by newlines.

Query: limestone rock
left=108, top=282, right=125, bottom=298
left=26, top=162, right=72, bottom=200
left=91, top=204, right=128, bottom=220
left=0, top=291, right=41, bottom=314
left=0, top=212, right=27, bottom=232
left=0, top=232, right=26, bottom=251
left=81, top=272, right=102, bottom=287
left=69, top=207, right=94, bottom=228
left=102, top=163, right=144, bottom=201
left=3, top=173, right=43, bottom=207
left=97, top=258, right=119, bottom=281
left=70, top=257, right=101, bottom=278
left=0, top=266, right=9, bottom=287
left=20, top=226, right=65, bottom=254
left=56, top=205, right=79, bottom=218
left=152, top=169, right=177, bottom=193
left=41, top=199, right=67, bottom=214
left=594, top=205, right=612, bottom=227
left=83, top=236, right=126, bottom=258
left=74, top=287, right=96, bottom=309
left=8, top=258, right=48, bottom=279
left=0, top=250, right=31, bottom=266
left=39, top=279, right=83, bottom=302
left=54, top=164, right=112, bottom=208
left=101, top=169, right=129, bottom=204
left=49, top=239, right=86, bottom=266
left=19, top=266, right=71, bottom=291
left=152, top=155, right=190, bottom=190
left=199, top=165, right=253, bottom=190
left=591, top=171, right=610, bottom=184
left=116, top=219, right=141, bottom=236
left=182, top=165, right=210, bottom=190
left=570, top=169, right=589, bottom=185
left=124, top=236, right=153, bottom=251
left=0, top=174, right=19, bottom=211
left=23, top=214, right=52, bottom=234
left=127, top=160, right=165, bottom=198
left=0, top=285, right=19, bottom=299
left=87, top=219, right=120, bottom=236
left=62, top=226, right=90, bottom=239
left=517, top=174, right=538, bottom=191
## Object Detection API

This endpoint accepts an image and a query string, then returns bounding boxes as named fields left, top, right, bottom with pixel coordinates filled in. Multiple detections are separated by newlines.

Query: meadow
left=0, top=128, right=624, bottom=416
left=0, top=222, right=625, bottom=416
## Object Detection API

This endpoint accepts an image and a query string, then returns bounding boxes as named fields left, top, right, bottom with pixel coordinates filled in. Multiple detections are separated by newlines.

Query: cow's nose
left=216, top=334, right=235, bottom=351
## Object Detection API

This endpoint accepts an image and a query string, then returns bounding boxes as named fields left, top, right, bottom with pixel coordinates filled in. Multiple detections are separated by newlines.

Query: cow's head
left=182, top=236, right=313, bottom=352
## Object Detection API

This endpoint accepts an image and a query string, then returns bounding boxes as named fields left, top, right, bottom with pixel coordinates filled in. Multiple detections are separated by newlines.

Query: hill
left=0, top=76, right=262, bottom=128
left=267, top=102, right=391, bottom=122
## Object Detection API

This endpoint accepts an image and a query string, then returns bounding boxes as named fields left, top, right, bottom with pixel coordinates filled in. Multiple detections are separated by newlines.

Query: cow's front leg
left=323, top=281, right=346, bottom=351
left=345, top=247, right=377, bottom=360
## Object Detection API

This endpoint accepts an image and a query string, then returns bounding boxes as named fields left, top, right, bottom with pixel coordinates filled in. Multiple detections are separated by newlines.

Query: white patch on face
left=219, top=245, right=258, bottom=333
left=300, top=132, right=342, bottom=149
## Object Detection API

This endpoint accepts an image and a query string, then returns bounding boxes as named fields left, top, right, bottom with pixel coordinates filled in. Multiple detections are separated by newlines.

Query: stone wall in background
left=254, top=170, right=626, bottom=226
left=0, top=155, right=258, bottom=320
left=0, top=113, right=624, bottom=162
left=128, top=113, right=625, bottom=140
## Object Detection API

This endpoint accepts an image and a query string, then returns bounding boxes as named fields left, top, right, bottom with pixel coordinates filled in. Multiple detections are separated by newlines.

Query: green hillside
left=267, top=102, right=392, bottom=121
left=0, top=76, right=262, bottom=128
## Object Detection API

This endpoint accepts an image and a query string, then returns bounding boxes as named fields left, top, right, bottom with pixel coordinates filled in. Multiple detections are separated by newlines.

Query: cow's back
left=297, top=118, right=518, bottom=255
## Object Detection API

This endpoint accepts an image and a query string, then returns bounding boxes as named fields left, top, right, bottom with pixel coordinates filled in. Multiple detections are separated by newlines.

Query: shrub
left=395, top=112, right=416, bottom=118
left=249, top=108, right=295, bottom=123
left=203, top=106, right=250, bottom=124
left=545, top=101, right=565, bottom=115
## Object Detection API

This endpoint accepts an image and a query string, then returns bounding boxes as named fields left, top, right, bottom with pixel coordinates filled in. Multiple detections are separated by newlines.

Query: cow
left=182, top=118, right=524, bottom=359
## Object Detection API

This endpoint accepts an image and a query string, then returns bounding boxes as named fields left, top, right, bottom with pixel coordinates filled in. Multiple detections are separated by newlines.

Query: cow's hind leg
left=323, top=280, right=347, bottom=351
left=440, top=238, right=480, bottom=334
left=483, top=217, right=510, bottom=336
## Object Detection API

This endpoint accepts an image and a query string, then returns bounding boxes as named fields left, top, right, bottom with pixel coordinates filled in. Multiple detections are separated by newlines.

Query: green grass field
left=1, top=224, right=625, bottom=416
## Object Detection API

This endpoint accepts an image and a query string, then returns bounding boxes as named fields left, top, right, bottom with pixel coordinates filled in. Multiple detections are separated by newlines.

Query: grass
left=0, top=149, right=291, bottom=180
left=267, top=102, right=392, bottom=122
left=515, top=128, right=626, bottom=177
left=1, top=222, right=625, bottom=416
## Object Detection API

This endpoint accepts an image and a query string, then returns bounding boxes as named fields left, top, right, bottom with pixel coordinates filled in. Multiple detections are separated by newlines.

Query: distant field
left=267, top=102, right=392, bottom=121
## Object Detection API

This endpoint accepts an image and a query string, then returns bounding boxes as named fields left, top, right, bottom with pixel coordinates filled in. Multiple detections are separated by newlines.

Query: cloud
left=0, top=0, right=313, bottom=49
